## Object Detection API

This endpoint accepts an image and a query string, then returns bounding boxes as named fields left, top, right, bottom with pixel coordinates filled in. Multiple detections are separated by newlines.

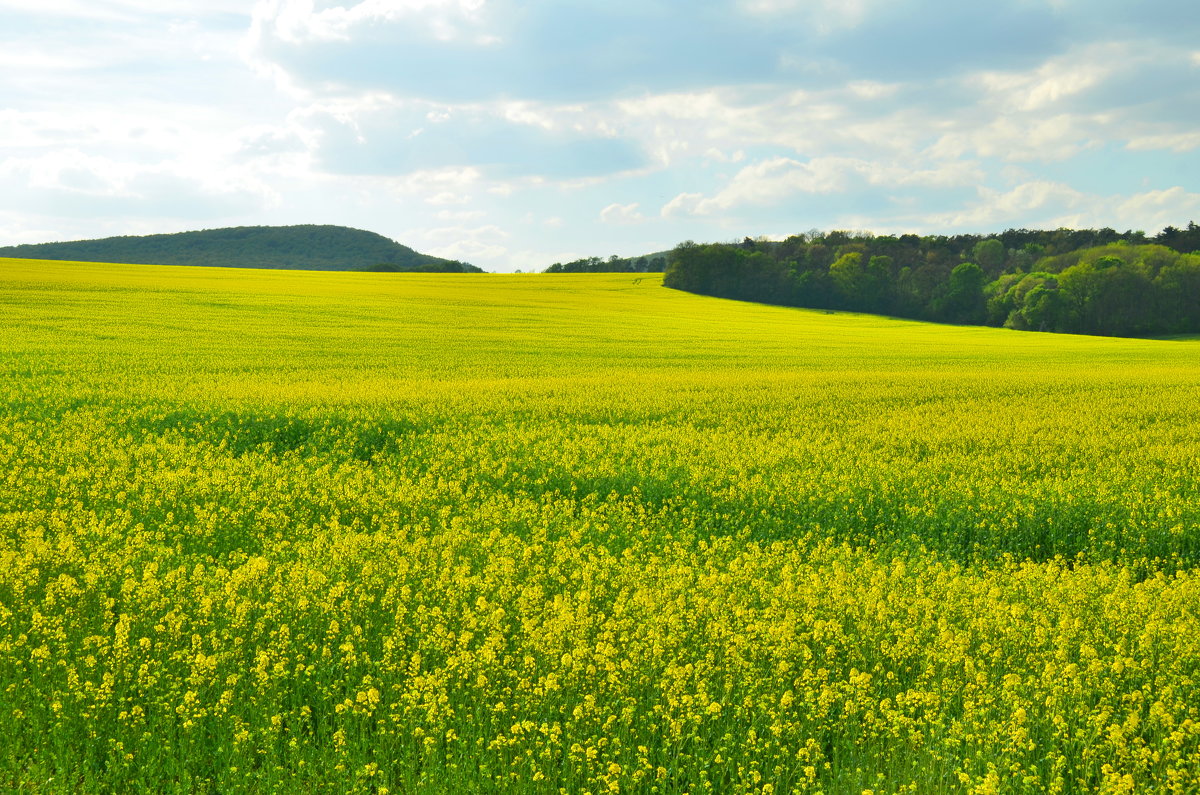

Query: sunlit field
left=2, top=258, right=1199, bottom=793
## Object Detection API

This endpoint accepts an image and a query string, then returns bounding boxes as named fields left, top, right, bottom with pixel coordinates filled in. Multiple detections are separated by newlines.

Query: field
left=2, top=258, right=1200, bottom=793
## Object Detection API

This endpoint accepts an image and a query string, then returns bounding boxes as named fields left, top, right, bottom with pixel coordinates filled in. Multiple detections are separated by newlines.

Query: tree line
left=662, top=223, right=1200, bottom=337
left=544, top=253, right=668, bottom=273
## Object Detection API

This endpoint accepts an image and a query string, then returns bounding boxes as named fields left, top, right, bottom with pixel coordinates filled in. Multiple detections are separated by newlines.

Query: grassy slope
left=4, top=257, right=1196, bottom=562
left=2, top=257, right=1200, bottom=792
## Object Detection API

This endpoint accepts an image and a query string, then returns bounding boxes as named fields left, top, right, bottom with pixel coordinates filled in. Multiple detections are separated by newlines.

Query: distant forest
left=544, top=252, right=669, bottom=273
left=663, top=223, right=1200, bottom=337
left=0, top=225, right=482, bottom=273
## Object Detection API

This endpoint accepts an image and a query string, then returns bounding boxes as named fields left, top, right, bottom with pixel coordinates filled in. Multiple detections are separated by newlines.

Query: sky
left=2, top=1, right=1198, bottom=272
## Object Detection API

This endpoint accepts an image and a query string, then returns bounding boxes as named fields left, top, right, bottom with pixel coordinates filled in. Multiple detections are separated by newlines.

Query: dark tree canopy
left=543, top=252, right=669, bottom=273
left=663, top=225, right=1200, bottom=337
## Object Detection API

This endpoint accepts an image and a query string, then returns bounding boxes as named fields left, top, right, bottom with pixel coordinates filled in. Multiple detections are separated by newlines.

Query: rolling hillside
left=2, top=260, right=1200, bottom=792
left=0, top=224, right=482, bottom=272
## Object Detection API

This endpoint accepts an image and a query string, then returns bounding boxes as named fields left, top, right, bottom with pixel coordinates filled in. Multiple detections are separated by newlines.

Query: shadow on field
left=132, top=409, right=415, bottom=462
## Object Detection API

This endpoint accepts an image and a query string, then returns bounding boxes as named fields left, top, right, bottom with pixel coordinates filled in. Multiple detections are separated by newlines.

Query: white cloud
left=972, top=52, right=1116, bottom=113
left=386, top=166, right=481, bottom=197
left=847, top=80, right=901, bottom=100
left=6, top=150, right=131, bottom=196
left=426, top=191, right=470, bottom=205
left=702, top=148, right=746, bottom=164
left=250, top=0, right=490, bottom=44
left=1114, top=187, right=1200, bottom=232
left=662, top=155, right=984, bottom=217
left=0, top=46, right=95, bottom=72
left=928, top=181, right=1086, bottom=229
left=929, top=114, right=1106, bottom=163
left=922, top=183, right=1200, bottom=234
left=660, top=192, right=704, bottom=218
left=599, top=202, right=645, bottom=225
left=738, top=0, right=873, bottom=32
left=936, top=41, right=1200, bottom=161
left=0, top=211, right=66, bottom=245
left=1125, top=132, right=1200, bottom=153
left=0, top=0, right=251, bottom=14
left=435, top=208, right=486, bottom=221
left=418, top=222, right=508, bottom=261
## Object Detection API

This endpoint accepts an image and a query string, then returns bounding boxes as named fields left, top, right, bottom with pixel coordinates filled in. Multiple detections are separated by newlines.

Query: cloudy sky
left=3, top=0, right=1198, bottom=271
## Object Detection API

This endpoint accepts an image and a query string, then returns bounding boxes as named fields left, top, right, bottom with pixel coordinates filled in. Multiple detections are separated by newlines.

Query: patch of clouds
left=738, top=0, right=874, bottom=33
left=662, top=156, right=985, bottom=217
left=929, top=115, right=1106, bottom=163
left=378, top=166, right=483, bottom=207
left=806, top=0, right=1066, bottom=81
left=922, top=44, right=1200, bottom=167
left=253, top=0, right=491, bottom=45
left=292, top=97, right=646, bottom=180
left=1051, top=0, right=1200, bottom=44
left=973, top=57, right=1113, bottom=114
left=969, top=41, right=1200, bottom=120
left=0, top=45, right=94, bottom=72
left=924, top=182, right=1200, bottom=234
left=1114, top=187, right=1200, bottom=232
left=1125, top=133, right=1200, bottom=153
left=0, top=166, right=273, bottom=226
left=435, top=208, right=486, bottom=222
left=846, top=80, right=900, bottom=100
left=417, top=222, right=509, bottom=262
left=0, top=0, right=250, bottom=16
left=7, top=150, right=132, bottom=196
left=244, top=0, right=1075, bottom=107
left=245, top=1, right=791, bottom=104
left=599, top=202, right=645, bottom=225
left=425, top=192, right=470, bottom=205
left=927, top=181, right=1086, bottom=229
left=703, top=148, right=746, bottom=165
left=0, top=106, right=287, bottom=231
left=3, top=0, right=1199, bottom=272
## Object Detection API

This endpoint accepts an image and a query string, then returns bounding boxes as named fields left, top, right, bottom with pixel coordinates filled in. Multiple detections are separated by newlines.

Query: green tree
left=972, top=239, right=1006, bottom=272
left=1057, top=256, right=1154, bottom=335
left=935, top=262, right=986, bottom=324
left=829, top=252, right=864, bottom=308
left=1016, top=285, right=1067, bottom=332
left=1154, top=255, right=1200, bottom=332
left=829, top=252, right=889, bottom=311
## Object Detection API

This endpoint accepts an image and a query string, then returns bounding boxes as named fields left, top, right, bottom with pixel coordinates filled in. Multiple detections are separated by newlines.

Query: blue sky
left=2, top=0, right=1198, bottom=271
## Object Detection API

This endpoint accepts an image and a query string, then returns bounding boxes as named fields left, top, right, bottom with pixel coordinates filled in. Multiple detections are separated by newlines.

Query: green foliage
left=664, top=227, right=1200, bottom=337
left=1155, top=220, right=1200, bottom=253
left=935, top=261, right=987, bottom=325
left=989, top=245, right=1200, bottom=335
left=543, top=252, right=668, bottom=273
left=972, top=238, right=1006, bottom=270
left=0, top=225, right=482, bottom=273
left=664, top=241, right=795, bottom=305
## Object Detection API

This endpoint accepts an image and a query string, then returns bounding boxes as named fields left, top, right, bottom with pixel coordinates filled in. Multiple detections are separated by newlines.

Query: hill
left=0, top=224, right=483, bottom=272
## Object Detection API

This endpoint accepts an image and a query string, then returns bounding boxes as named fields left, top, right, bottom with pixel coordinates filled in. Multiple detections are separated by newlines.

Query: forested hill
left=663, top=223, right=1200, bottom=337
left=0, top=225, right=483, bottom=273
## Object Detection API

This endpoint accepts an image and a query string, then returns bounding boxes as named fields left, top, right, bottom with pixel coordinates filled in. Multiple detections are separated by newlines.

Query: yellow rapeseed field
left=1, top=258, right=1199, bottom=793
